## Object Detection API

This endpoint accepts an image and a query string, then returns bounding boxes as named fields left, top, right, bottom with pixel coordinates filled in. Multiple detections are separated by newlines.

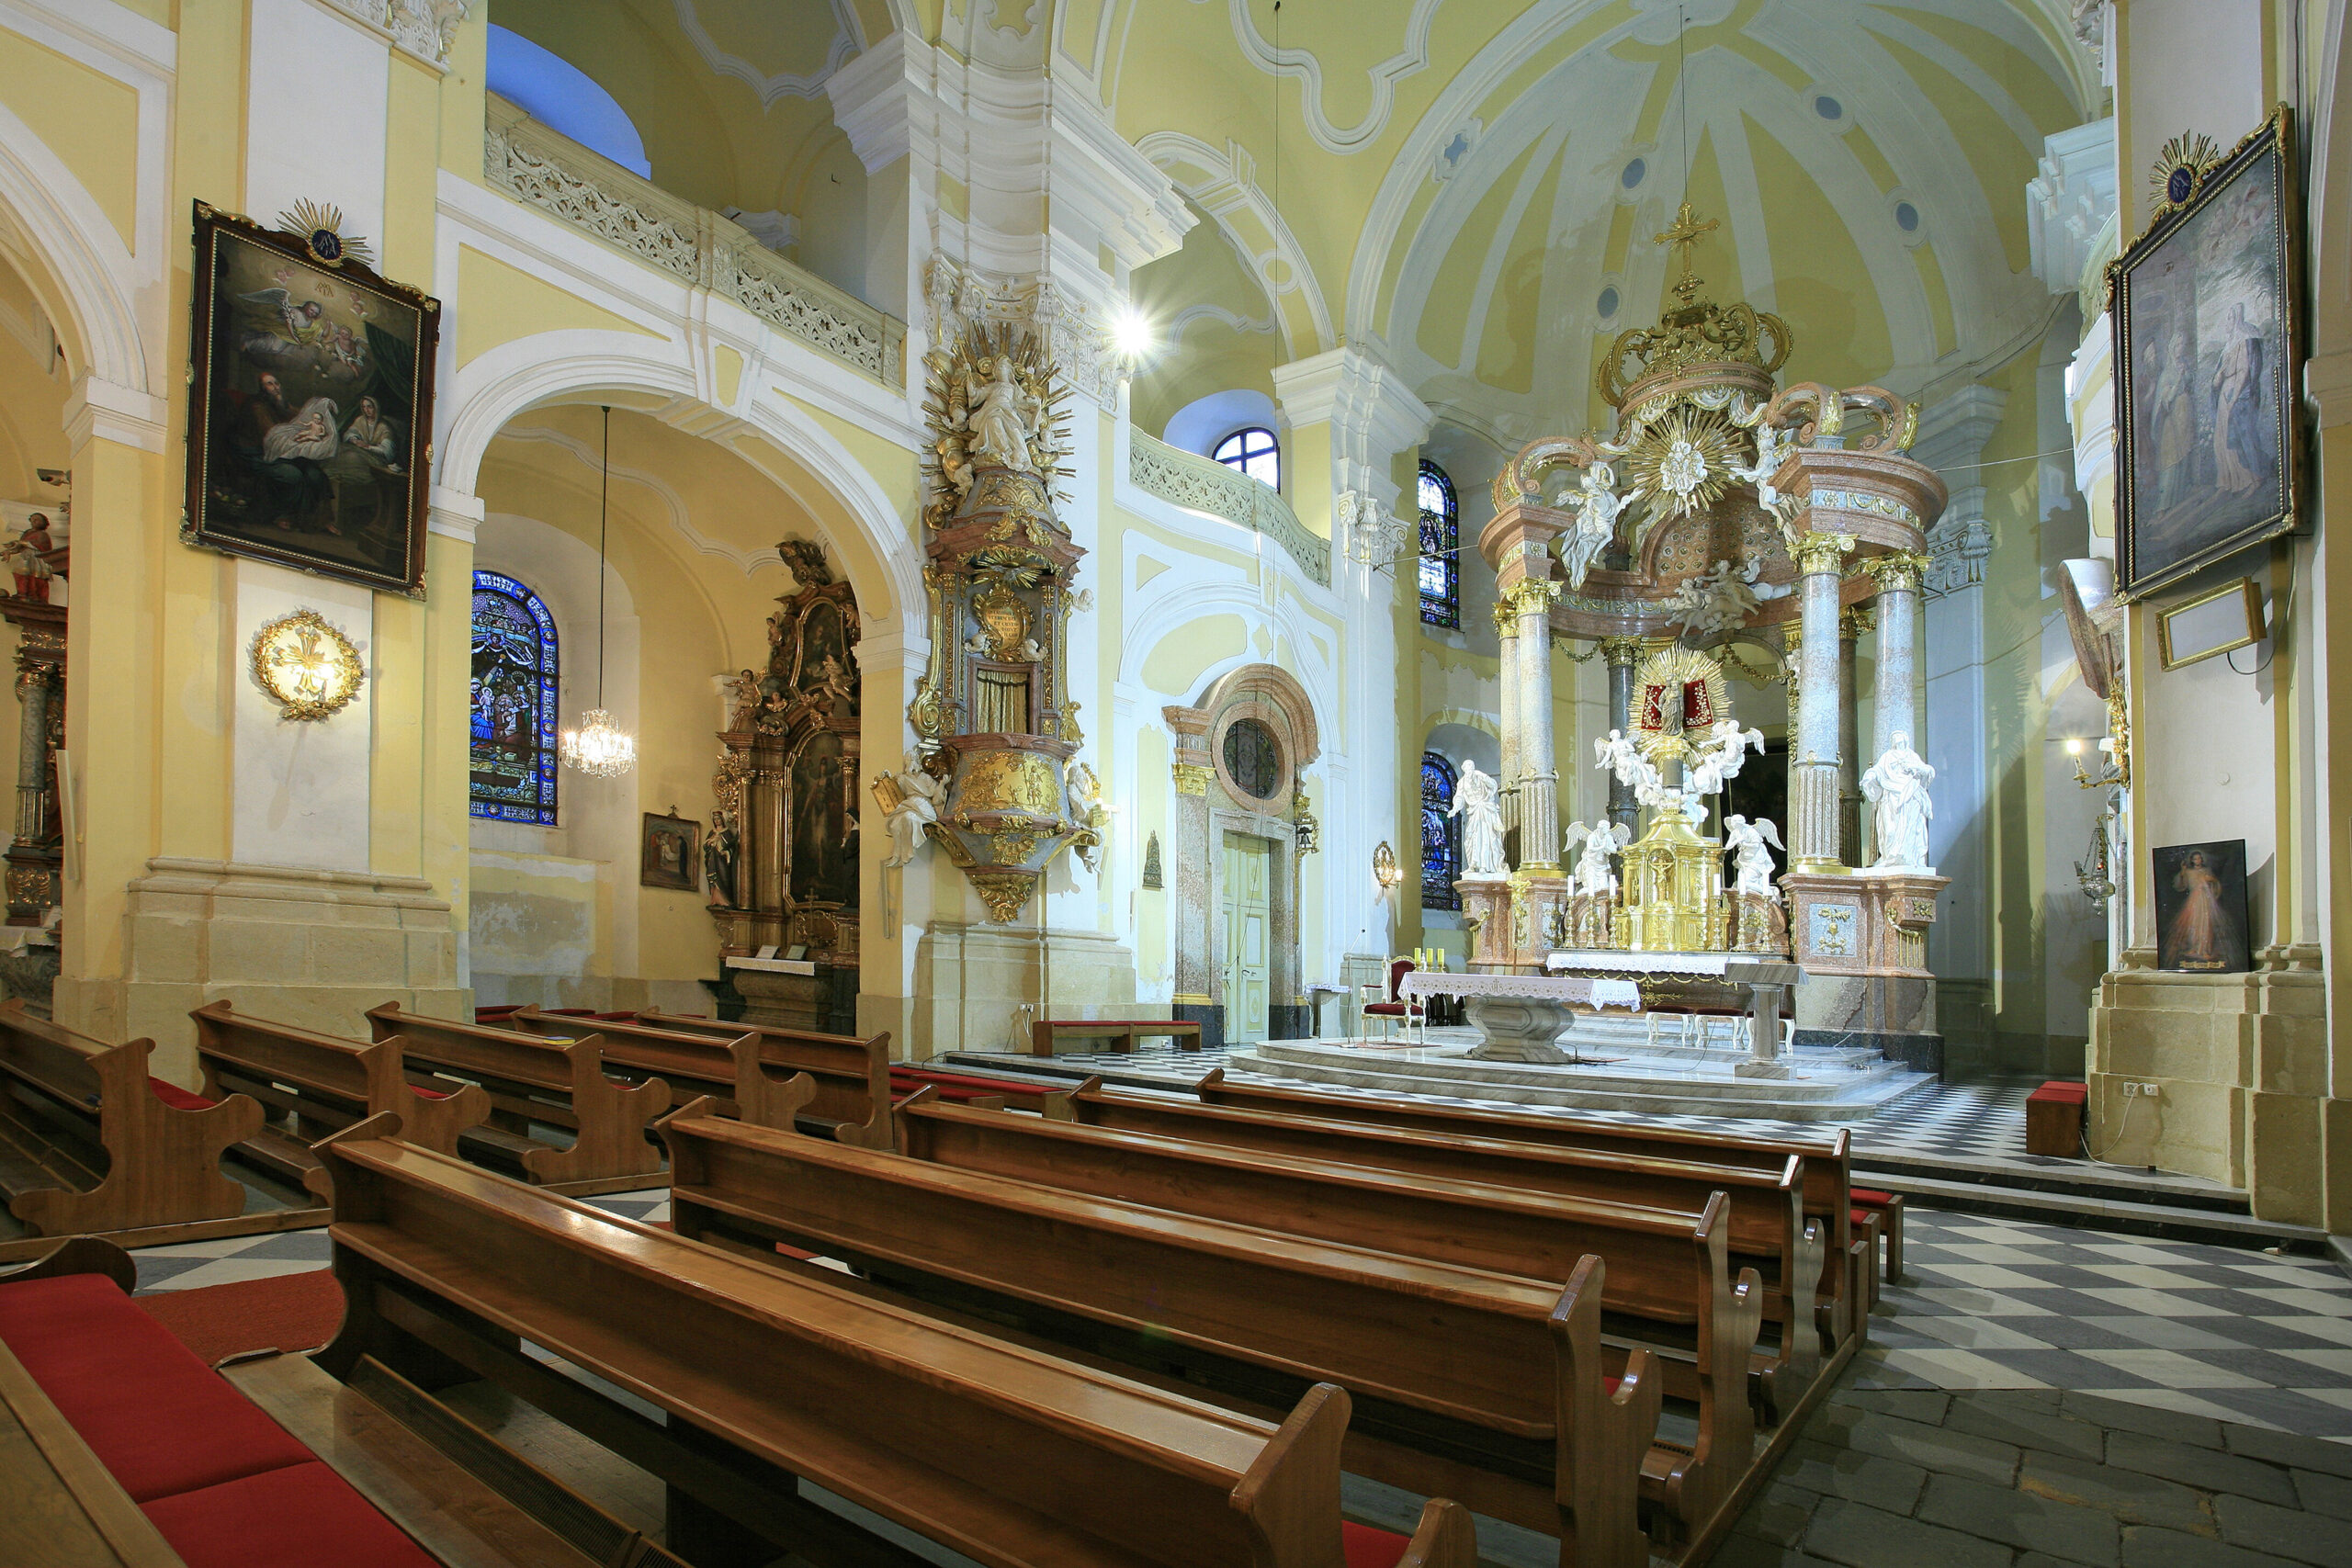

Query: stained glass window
left=1222, top=716, right=1282, bottom=799
left=1213, top=426, right=1281, bottom=489
left=1420, top=751, right=1461, bottom=909
left=470, top=570, right=560, bottom=824
left=1419, top=459, right=1459, bottom=628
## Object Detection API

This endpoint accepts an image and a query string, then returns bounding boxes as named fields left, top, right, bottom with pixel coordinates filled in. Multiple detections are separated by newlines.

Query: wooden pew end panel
left=726, top=1035, right=820, bottom=1134
left=1389, top=1497, right=1478, bottom=1568
left=0, top=1235, right=137, bottom=1294
left=1229, top=1381, right=1351, bottom=1568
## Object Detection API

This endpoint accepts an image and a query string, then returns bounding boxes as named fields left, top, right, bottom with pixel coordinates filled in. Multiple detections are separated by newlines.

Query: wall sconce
left=1372, top=840, right=1402, bottom=891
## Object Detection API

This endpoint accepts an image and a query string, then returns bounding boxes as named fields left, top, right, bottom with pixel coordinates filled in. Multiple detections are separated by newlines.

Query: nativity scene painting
left=184, top=202, right=439, bottom=595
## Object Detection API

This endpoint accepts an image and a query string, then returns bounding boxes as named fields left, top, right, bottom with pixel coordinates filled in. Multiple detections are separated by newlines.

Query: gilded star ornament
left=249, top=609, right=365, bottom=721
left=1623, top=406, right=1736, bottom=521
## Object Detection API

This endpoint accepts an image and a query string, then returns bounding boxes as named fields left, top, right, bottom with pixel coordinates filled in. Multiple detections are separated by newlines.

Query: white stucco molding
left=828, top=30, right=924, bottom=173
left=2308, top=350, right=2352, bottom=431
left=1272, top=344, right=1434, bottom=508
left=64, top=375, right=166, bottom=455
left=426, top=484, right=484, bottom=544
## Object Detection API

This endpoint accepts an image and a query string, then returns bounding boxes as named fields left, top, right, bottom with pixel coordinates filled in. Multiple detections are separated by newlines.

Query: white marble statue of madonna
left=1861, top=732, right=1936, bottom=871
left=964, top=355, right=1039, bottom=471
left=1449, top=759, right=1507, bottom=877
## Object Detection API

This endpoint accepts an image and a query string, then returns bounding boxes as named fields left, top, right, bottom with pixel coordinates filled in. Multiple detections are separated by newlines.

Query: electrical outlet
left=2140, top=1081, right=2162, bottom=1099
left=2120, top=1082, right=2140, bottom=1097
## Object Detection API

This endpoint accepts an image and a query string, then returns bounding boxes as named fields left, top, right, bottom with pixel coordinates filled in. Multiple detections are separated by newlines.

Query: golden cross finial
left=1654, top=200, right=1718, bottom=304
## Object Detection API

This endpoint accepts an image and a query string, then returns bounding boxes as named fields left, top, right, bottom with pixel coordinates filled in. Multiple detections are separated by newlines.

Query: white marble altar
left=1399, top=969, right=1642, bottom=1063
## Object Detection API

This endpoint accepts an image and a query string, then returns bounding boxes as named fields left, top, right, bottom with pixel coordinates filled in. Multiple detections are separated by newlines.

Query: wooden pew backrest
left=190, top=1000, right=487, bottom=1160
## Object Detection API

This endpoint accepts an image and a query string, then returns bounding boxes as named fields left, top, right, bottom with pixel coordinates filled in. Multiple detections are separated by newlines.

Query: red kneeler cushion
left=1850, top=1188, right=1894, bottom=1206
left=1341, top=1521, right=1414, bottom=1568
left=0, top=1274, right=312, bottom=1501
left=144, top=1461, right=437, bottom=1568
left=2030, top=1080, right=2089, bottom=1105
left=148, top=1077, right=219, bottom=1111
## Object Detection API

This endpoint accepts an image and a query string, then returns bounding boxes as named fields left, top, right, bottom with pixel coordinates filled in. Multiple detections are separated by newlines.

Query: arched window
left=470, top=570, right=560, bottom=824
left=1420, top=751, right=1461, bottom=909
left=1419, top=459, right=1459, bottom=628
left=1213, top=426, right=1281, bottom=489
left=486, top=25, right=653, bottom=178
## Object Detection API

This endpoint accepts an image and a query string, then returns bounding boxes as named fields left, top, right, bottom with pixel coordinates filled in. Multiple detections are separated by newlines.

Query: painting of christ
left=2151, top=839, right=2251, bottom=974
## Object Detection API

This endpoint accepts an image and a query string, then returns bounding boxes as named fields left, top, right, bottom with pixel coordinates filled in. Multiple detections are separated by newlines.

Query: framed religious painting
left=2112, top=107, right=2302, bottom=599
left=183, top=201, right=440, bottom=597
left=2151, top=839, right=2251, bottom=974
left=640, top=811, right=702, bottom=893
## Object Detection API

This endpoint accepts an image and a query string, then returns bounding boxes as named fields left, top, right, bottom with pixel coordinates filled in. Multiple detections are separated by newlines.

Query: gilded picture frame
left=183, top=201, right=440, bottom=597
left=2154, top=576, right=2266, bottom=671
left=640, top=811, right=702, bottom=893
left=2111, top=107, right=2302, bottom=599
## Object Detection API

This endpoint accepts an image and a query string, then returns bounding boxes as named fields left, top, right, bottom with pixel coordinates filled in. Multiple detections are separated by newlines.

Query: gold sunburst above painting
left=274, top=199, right=376, bottom=270
left=2148, top=132, right=2223, bottom=215
left=1622, top=406, right=1738, bottom=521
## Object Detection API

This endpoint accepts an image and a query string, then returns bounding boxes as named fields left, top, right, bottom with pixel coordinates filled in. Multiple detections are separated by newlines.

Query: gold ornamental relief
left=249, top=609, right=365, bottom=721
left=970, top=581, right=1031, bottom=660
left=957, top=750, right=1064, bottom=817
left=969, top=869, right=1039, bottom=923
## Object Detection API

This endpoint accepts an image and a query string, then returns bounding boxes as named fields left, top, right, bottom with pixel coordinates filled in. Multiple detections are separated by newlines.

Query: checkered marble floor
left=997, top=1043, right=2042, bottom=1162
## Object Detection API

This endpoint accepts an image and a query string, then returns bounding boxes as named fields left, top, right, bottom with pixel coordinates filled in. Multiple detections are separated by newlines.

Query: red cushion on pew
left=144, top=1461, right=439, bottom=1568
left=1341, top=1521, right=1413, bottom=1568
left=1850, top=1188, right=1894, bottom=1206
left=1851, top=1209, right=1875, bottom=1227
left=890, top=1068, right=1035, bottom=1095
left=406, top=1084, right=451, bottom=1100
left=1603, top=1376, right=1622, bottom=1393
left=0, top=1274, right=314, bottom=1501
left=148, top=1077, right=219, bottom=1111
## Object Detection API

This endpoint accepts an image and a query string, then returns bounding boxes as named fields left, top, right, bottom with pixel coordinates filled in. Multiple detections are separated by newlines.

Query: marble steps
left=1221, top=1040, right=1937, bottom=1122
left=1559, top=1015, right=1889, bottom=1072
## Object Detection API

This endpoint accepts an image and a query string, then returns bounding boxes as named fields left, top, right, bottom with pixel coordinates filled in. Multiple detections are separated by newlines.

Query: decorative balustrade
left=483, top=97, right=906, bottom=388
left=1127, top=431, right=1329, bottom=585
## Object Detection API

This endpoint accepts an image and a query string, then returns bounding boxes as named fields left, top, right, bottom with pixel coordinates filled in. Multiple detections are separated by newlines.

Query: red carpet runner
left=137, top=1269, right=345, bottom=1367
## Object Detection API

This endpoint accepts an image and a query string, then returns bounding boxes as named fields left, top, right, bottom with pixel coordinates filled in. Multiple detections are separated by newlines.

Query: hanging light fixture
left=560, top=405, right=637, bottom=778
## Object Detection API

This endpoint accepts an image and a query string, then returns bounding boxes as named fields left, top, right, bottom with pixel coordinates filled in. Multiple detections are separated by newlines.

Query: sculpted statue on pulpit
left=964, top=355, right=1044, bottom=471
left=878, top=759, right=946, bottom=870
left=1449, top=760, right=1507, bottom=877
left=1862, top=733, right=1936, bottom=871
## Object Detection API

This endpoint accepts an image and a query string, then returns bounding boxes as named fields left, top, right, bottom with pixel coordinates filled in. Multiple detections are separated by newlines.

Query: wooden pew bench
left=312, top=1119, right=1478, bottom=1568
left=637, top=1010, right=895, bottom=1142
left=191, top=1002, right=493, bottom=1189
left=664, top=1102, right=1658, bottom=1565
left=1051, top=1077, right=1838, bottom=1406
left=0, top=1002, right=265, bottom=1255
left=1028, top=1018, right=1204, bottom=1056
left=0, top=1236, right=599, bottom=1568
left=892, top=1091, right=1768, bottom=1546
left=889, top=1062, right=1068, bottom=1111
left=496, top=1009, right=891, bottom=1149
left=1193, top=1068, right=1896, bottom=1290
left=364, top=1005, right=670, bottom=1195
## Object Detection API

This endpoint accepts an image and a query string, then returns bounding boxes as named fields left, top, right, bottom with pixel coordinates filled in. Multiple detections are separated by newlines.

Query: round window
left=1221, top=717, right=1283, bottom=800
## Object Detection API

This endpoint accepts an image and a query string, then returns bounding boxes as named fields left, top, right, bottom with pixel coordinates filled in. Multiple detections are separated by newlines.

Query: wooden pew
left=0, top=1000, right=263, bottom=1248
left=497, top=1009, right=891, bottom=1150
left=363, top=1004, right=671, bottom=1194
left=311, top=1118, right=1480, bottom=1568
left=191, top=1001, right=492, bottom=1187
left=636, top=1010, right=894, bottom=1145
left=1051, top=1076, right=1834, bottom=1404
left=892, top=1090, right=1764, bottom=1538
left=1193, top=1068, right=1889, bottom=1292
left=663, top=1101, right=1657, bottom=1564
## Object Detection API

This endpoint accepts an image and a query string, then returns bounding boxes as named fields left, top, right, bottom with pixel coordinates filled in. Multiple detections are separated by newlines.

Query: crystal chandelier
left=562, top=407, right=636, bottom=777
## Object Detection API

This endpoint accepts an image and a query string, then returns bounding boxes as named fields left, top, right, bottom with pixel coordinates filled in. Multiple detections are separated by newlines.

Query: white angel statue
left=1594, top=728, right=1661, bottom=801
left=879, top=761, right=946, bottom=869
left=1664, top=559, right=1761, bottom=642
left=1723, top=815, right=1784, bottom=897
left=1726, top=420, right=1796, bottom=511
left=1557, top=461, right=1624, bottom=590
left=963, top=355, right=1041, bottom=471
left=1686, top=718, right=1766, bottom=797
left=1566, top=819, right=1633, bottom=897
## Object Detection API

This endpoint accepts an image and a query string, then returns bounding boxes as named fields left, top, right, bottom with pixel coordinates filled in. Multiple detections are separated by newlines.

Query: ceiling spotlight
left=1111, top=304, right=1155, bottom=364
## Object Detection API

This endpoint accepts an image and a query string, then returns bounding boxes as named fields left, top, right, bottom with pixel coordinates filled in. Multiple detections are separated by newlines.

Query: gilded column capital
left=1839, top=605, right=1876, bottom=640
left=1504, top=578, right=1563, bottom=616
left=1861, top=550, right=1932, bottom=593
left=1599, top=636, right=1646, bottom=668
left=1492, top=599, right=1520, bottom=638
left=1172, top=762, right=1212, bottom=795
left=1793, top=531, right=1857, bottom=575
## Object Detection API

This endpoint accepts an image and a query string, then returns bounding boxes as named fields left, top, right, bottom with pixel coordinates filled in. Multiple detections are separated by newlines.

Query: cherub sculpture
left=1556, top=461, right=1624, bottom=590
left=1723, top=815, right=1785, bottom=897
left=1566, top=819, right=1633, bottom=897
left=1685, top=718, right=1766, bottom=796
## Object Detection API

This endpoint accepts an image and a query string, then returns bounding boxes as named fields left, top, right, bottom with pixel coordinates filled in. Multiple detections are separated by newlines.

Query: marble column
left=1866, top=553, right=1928, bottom=761
left=1494, top=600, right=1521, bottom=863
left=1600, top=637, right=1645, bottom=840
left=1511, top=581, right=1565, bottom=868
left=1837, top=606, right=1871, bottom=869
left=1791, top=532, right=1853, bottom=871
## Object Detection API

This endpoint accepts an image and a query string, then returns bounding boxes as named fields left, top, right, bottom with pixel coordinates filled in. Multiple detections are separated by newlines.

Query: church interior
left=5, top=1, right=2352, bottom=1564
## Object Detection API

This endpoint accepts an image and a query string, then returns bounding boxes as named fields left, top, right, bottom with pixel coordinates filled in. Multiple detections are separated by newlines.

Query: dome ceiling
left=1090, top=0, right=2097, bottom=447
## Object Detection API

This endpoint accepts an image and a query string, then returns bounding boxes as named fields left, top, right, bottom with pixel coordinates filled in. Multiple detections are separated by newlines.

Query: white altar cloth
left=726, top=955, right=818, bottom=976
left=1400, top=970, right=1645, bottom=1012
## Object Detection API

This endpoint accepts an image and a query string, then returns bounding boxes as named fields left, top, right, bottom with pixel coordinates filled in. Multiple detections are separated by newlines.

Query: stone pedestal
left=730, top=964, right=857, bottom=1034
left=1456, top=874, right=1515, bottom=970
left=1462, top=996, right=1576, bottom=1063
left=1508, top=869, right=1573, bottom=968
left=1780, top=868, right=1949, bottom=1073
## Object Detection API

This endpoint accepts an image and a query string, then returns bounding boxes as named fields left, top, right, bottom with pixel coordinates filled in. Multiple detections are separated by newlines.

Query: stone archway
left=1165, top=663, right=1322, bottom=1046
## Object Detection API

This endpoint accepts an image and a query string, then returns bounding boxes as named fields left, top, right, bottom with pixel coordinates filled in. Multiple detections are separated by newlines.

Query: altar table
left=1397, top=969, right=1644, bottom=1063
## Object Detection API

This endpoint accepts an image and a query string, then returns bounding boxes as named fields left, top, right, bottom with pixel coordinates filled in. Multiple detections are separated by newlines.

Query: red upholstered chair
left=1361, top=958, right=1425, bottom=1045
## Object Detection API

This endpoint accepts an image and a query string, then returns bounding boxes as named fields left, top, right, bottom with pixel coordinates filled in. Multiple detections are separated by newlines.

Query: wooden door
left=1221, top=833, right=1272, bottom=1043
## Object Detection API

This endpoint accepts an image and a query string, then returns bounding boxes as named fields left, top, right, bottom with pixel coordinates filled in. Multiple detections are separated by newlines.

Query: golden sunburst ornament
left=1623, top=406, right=1736, bottom=520
left=275, top=199, right=376, bottom=270
left=250, top=609, right=365, bottom=721
left=2149, top=132, right=2222, bottom=214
